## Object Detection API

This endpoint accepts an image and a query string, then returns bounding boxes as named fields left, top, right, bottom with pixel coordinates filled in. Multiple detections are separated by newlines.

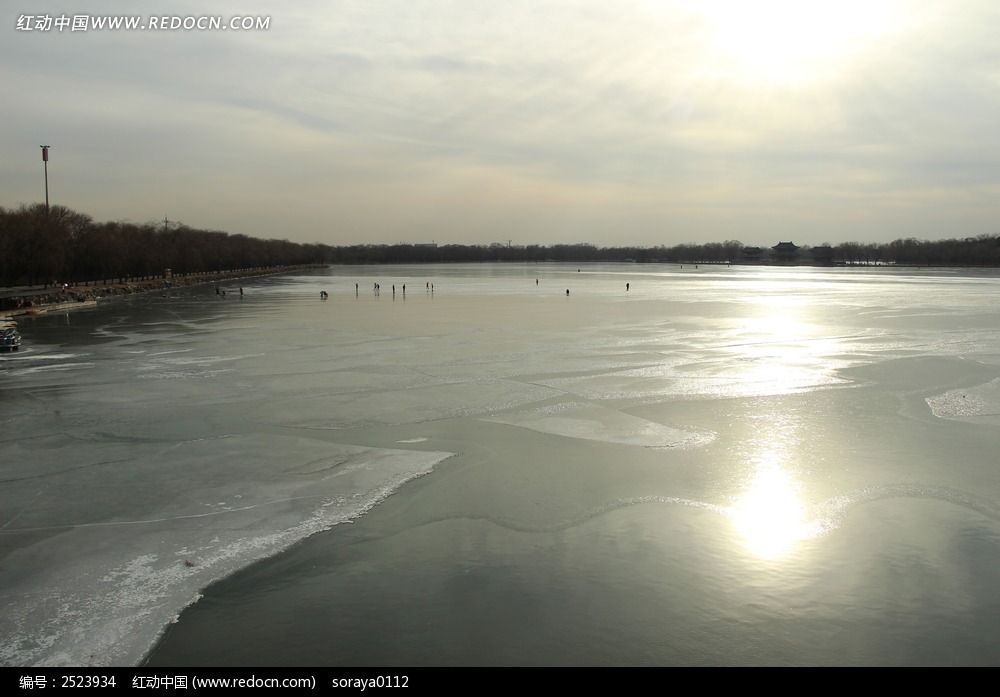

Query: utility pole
left=40, top=145, right=50, bottom=213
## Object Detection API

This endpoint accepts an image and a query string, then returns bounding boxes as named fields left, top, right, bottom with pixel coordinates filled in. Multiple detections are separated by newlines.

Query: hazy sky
left=3, top=0, right=999, bottom=246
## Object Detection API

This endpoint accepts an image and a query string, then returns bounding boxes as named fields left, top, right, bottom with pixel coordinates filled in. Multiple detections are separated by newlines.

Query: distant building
left=741, top=246, right=764, bottom=263
left=771, top=241, right=800, bottom=264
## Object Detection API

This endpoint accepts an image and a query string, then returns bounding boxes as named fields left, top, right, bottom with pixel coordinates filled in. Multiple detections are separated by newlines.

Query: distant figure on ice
left=536, top=279, right=538, bottom=285
left=566, top=289, right=570, bottom=296
left=355, top=283, right=359, bottom=295
left=320, top=290, right=328, bottom=299
left=626, top=283, right=630, bottom=291
left=239, top=287, right=244, bottom=297
left=402, top=284, right=406, bottom=295
left=215, top=286, right=220, bottom=295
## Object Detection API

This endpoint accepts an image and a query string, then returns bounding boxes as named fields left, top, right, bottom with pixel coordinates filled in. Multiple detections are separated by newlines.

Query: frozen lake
left=3, top=263, right=1000, bottom=666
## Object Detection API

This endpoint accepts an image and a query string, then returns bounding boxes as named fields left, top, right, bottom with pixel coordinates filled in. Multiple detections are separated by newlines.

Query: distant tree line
left=829, top=237, right=1000, bottom=266
left=3, top=203, right=1000, bottom=287
left=0, top=204, right=331, bottom=286
left=324, top=240, right=749, bottom=265
left=321, top=237, right=1000, bottom=266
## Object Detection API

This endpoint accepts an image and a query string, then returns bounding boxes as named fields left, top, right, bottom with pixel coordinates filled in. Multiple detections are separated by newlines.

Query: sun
left=679, top=0, right=904, bottom=85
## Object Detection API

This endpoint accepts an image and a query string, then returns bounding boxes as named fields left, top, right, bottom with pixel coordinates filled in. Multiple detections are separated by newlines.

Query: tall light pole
left=40, top=145, right=50, bottom=213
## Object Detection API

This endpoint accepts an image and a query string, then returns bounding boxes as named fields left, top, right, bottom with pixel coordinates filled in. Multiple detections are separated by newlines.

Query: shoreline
left=0, top=265, right=322, bottom=320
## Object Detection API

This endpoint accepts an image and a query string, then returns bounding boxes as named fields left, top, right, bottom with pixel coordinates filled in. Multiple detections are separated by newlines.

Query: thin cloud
left=2, top=0, right=998, bottom=246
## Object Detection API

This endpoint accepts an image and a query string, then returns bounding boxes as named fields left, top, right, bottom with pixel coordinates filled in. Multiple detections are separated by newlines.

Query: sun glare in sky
left=677, top=0, right=904, bottom=85
left=3, top=0, right=993, bottom=245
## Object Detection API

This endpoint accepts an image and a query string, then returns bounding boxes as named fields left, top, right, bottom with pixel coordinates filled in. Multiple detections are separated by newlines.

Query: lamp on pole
left=40, top=145, right=50, bottom=213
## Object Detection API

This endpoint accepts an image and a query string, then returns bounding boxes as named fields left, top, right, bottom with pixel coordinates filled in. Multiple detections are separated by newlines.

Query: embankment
left=0, top=265, right=322, bottom=317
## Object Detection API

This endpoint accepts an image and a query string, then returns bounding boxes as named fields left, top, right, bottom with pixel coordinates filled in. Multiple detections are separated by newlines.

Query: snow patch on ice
left=0, top=437, right=452, bottom=668
left=926, top=379, right=1000, bottom=423
left=485, top=401, right=714, bottom=449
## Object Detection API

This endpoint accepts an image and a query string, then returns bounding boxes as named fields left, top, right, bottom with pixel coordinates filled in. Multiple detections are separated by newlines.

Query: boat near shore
left=1, top=320, right=21, bottom=352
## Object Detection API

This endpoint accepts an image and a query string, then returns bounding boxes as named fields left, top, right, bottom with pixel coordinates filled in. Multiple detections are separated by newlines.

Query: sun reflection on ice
left=718, top=288, right=851, bottom=397
left=729, top=466, right=805, bottom=557
left=726, top=435, right=826, bottom=559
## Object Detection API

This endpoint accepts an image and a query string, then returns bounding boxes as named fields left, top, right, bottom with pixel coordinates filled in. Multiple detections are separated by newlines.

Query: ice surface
left=259, top=379, right=563, bottom=430
left=5, top=264, right=1000, bottom=667
left=485, top=401, right=714, bottom=448
left=0, top=435, right=451, bottom=667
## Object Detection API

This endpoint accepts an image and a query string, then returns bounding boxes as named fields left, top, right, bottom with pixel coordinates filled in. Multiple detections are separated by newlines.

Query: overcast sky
left=3, top=0, right=999, bottom=247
